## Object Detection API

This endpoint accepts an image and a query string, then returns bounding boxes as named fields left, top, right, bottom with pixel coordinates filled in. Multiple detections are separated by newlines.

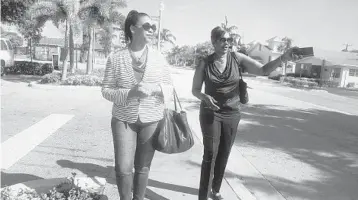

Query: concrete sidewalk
left=102, top=113, right=241, bottom=200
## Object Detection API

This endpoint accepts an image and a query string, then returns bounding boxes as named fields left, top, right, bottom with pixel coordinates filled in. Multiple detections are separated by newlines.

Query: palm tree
left=277, top=37, right=293, bottom=53
left=221, top=16, right=241, bottom=51
left=277, top=37, right=293, bottom=75
left=78, top=0, right=127, bottom=74
left=29, top=0, right=81, bottom=80
left=154, top=28, right=176, bottom=50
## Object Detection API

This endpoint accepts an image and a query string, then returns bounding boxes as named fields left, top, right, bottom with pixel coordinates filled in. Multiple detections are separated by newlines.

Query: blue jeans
left=111, top=117, right=158, bottom=200
left=198, top=113, right=240, bottom=200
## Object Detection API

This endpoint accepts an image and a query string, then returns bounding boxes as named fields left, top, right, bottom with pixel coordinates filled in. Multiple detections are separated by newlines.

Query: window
left=331, top=68, right=341, bottom=78
left=349, top=69, right=358, bottom=77
left=1, top=40, right=7, bottom=50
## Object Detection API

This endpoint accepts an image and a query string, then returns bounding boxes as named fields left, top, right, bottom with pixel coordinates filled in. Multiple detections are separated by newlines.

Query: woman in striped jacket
left=101, top=10, right=173, bottom=200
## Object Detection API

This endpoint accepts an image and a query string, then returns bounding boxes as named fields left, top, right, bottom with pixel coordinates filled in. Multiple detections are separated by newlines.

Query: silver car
left=1, top=38, right=15, bottom=76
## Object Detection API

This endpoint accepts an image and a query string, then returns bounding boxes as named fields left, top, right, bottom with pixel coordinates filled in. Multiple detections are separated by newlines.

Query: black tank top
left=200, top=52, right=241, bottom=118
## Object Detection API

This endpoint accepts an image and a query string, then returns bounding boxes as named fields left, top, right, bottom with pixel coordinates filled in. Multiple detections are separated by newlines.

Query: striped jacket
left=101, top=47, right=173, bottom=123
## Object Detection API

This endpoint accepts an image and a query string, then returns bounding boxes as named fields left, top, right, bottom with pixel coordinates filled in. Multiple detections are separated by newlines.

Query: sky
left=42, top=0, right=358, bottom=51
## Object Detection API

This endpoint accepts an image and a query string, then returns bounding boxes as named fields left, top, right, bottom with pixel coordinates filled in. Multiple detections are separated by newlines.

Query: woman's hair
left=124, top=10, right=150, bottom=43
left=211, top=26, right=228, bottom=43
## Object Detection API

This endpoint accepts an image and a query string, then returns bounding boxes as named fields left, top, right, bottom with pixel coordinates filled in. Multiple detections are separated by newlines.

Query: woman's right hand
left=203, top=94, right=220, bottom=111
left=127, top=85, right=148, bottom=100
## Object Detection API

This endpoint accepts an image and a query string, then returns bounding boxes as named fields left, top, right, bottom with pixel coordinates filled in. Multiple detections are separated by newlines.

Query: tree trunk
left=29, top=38, right=33, bottom=62
left=61, top=20, right=69, bottom=81
left=69, top=24, right=75, bottom=73
left=86, top=27, right=94, bottom=75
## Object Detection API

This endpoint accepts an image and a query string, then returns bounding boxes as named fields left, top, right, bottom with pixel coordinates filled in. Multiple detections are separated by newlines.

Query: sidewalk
left=102, top=109, right=241, bottom=200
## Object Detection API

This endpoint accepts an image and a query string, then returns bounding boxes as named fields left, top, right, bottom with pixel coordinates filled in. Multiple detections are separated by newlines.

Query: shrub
left=74, top=68, right=105, bottom=78
left=347, top=82, right=355, bottom=88
left=40, top=72, right=61, bottom=84
left=319, top=80, right=339, bottom=88
left=282, top=77, right=318, bottom=88
left=8, top=61, right=54, bottom=76
left=41, top=63, right=54, bottom=75
left=268, top=71, right=283, bottom=81
left=62, top=75, right=102, bottom=86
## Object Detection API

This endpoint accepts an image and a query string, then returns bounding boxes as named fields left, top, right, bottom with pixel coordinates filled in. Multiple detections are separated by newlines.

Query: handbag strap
left=173, top=89, right=183, bottom=112
left=231, top=52, right=243, bottom=80
left=159, top=84, right=182, bottom=112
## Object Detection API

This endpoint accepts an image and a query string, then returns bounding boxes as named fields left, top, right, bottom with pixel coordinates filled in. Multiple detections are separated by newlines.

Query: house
left=34, top=36, right=107, bottom=64
left=246, top=36, right=285, bottom=64
left=293, top=48, right=358, bottom=88
left=34, top=37, right=63, bottom=61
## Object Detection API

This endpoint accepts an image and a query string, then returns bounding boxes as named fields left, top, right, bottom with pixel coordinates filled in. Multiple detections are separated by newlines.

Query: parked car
left=1, top=38, right=15, bottom=76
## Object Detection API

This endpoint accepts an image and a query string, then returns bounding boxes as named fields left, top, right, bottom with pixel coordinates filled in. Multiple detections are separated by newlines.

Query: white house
left=246, top=36, right=285, bottom=64
left=294, top=48, right=358, bottom=88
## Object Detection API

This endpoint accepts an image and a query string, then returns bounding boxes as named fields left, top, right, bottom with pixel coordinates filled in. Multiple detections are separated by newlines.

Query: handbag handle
left=159, top=84, right=183, bottom=112
left=173, top=89, right=183, bottom=112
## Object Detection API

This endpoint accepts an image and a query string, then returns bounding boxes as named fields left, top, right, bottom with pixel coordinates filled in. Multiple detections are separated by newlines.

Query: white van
left=1, top=38, right=15, bottom=76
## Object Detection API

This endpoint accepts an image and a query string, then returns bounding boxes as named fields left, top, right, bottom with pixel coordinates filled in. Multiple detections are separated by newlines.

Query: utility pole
left=157, top=1, right=164, bottom=51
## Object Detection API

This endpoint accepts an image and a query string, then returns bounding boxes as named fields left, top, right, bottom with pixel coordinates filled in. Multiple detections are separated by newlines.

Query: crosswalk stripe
left=1, top=114, right=74, bottom=170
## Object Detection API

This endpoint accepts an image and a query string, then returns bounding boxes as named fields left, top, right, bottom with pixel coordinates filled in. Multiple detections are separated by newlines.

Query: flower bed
left=39, top=71, right=103, bottom=86
left=1, top=173, right=106, bottom=200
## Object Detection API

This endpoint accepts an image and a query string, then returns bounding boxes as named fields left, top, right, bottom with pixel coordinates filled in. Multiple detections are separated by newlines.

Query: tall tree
left=277, top=37, right=293, bottom=75
left=78, top=0, right=127, bottom=74
left=1, top=0, right=35, bottom=24
left=154, top=28, right=176, bottom=50
left=29, top=0, right=81, bottom=80
left=221, top=16, right=241, bottom=51
left=1, top=0, right=42, bottom=60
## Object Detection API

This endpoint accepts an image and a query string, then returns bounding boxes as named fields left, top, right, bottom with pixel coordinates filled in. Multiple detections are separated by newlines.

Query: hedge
left=8, top=61, right=54, bottom=76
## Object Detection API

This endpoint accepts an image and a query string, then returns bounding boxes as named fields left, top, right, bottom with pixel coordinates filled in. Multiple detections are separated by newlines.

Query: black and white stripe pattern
left=101, top=47, right=173, bottom=123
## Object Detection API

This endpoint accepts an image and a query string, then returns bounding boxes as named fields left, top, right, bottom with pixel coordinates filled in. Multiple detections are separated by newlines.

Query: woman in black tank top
left=192, top=26, right=297, bottom=200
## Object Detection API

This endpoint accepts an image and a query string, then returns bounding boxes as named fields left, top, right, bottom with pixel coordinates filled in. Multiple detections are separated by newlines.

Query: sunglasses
left=219, top=37, right=234, bottom=43
left=136, top=23, right=157, bottom=32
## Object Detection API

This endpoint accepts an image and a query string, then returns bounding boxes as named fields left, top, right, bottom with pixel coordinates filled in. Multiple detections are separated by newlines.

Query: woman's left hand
left=281, top=47, right=299, bottom=61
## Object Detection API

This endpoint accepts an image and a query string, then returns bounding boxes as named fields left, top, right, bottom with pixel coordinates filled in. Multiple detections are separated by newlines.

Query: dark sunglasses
left=219, top=37, right=234, bottom=43
left=136, top=23, right=157, bottom=32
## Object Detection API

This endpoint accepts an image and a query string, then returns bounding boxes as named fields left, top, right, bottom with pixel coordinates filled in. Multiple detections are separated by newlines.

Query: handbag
left=232, top=52, right=249, bottom=104
left=154, top=89, right=195, bottom=154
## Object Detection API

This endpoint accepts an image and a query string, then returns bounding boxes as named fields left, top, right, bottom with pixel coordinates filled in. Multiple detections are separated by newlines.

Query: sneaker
left=210, top=191, right=224, bottom=200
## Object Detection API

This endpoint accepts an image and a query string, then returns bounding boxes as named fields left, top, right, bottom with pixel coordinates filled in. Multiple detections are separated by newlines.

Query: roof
left=37, top=37, right=104, bottom=50
left=295, top=56, right=335, bottom=66
left=266, top=36, right=284, bottom=43
left=247, top=42, right=272, bottom=53
left=313, top=48, right=358, bottom=66
left=37, top=37, right=65, bottom=47
left=295, top=48, right=358, bottom=68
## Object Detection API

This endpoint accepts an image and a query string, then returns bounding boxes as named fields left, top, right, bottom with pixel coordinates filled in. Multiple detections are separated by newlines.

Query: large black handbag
left=154, top=89, right=195, bottom=154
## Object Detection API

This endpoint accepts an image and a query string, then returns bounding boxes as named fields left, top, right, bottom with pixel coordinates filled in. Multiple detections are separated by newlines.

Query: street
left=1, top=67, right=358, bottom=200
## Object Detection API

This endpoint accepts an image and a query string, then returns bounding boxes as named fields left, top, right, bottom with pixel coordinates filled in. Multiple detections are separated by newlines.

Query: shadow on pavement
left=56, top=159, right=198, bottom=199
left=1, top=171, right=43, bottom=187
left=235, top=104, right=358, bottom=199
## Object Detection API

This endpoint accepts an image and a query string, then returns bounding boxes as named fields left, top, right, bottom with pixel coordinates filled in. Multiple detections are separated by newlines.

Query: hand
left=127, top=85, right=147, bottom=99
left=137, top=82, right=162, bottom=96
left=281, top=46, right=299, bottom=62
left=203, top=94, right=220, bottom=111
